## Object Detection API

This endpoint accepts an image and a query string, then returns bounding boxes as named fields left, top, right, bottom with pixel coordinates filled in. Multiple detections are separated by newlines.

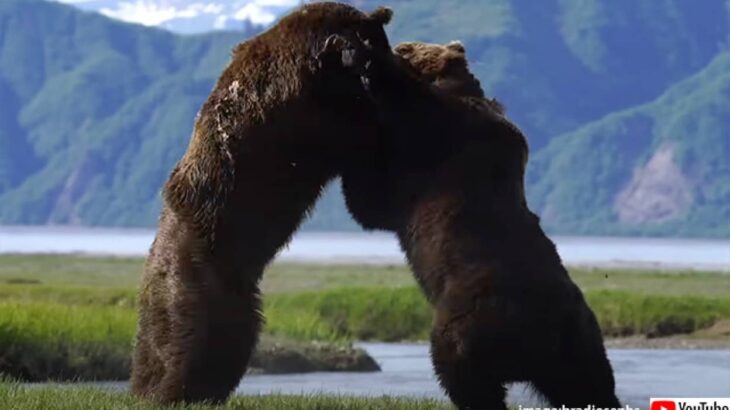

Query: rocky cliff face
left=614, top=144, right=694, bottom=225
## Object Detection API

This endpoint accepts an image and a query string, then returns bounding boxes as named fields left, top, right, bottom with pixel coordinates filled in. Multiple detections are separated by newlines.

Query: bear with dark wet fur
left=130, top=3, right=393, bottom=405
left=342, top=41, right=619, bottom=410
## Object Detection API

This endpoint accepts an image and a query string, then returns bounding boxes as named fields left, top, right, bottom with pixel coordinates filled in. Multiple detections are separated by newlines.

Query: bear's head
left=162, top=3, right=396, bottom=243
left=394, top=41, right=482, bottom=97
left=393, top=41, right=504, bottom=114
left=340, top=40, right=525, bottom=232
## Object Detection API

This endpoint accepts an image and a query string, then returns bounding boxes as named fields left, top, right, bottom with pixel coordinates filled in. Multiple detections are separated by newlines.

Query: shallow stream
left=78, top=343, right=730, bottom=410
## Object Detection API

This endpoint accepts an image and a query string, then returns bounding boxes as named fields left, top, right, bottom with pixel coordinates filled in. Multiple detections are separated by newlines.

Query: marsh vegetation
left=0, top=255, right=728, bottom=383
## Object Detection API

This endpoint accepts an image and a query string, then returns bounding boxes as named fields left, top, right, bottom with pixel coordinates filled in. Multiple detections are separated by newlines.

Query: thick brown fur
left=393, top=41, right=505, bottom=115
left=342, top=42, right=619, bottom=409
left=131, top=3, right=392, bottom=405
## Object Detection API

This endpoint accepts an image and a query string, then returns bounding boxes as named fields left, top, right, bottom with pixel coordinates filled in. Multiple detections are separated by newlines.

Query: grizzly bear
left=341, top=41, right=620, bottom=409
left=130, top=3, right=393, bottom=404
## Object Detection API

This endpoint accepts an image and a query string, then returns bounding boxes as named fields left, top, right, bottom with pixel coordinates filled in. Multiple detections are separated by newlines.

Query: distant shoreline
left=2, top=250, right=729, bottom=272
left=1, top=226, right=729, bottom=272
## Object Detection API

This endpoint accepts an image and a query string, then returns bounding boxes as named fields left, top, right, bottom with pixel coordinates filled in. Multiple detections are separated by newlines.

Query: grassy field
left=0, top=254, right=729, bottom=383
left=0, top=380, right=450, bottom=410
left=0, top=296, right=378, bottom=381
left=3, top=254, right=729, bottom=296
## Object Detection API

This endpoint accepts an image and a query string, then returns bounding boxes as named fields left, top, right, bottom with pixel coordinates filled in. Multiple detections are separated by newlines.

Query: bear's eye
left=444, top=56, right=467, bottom=70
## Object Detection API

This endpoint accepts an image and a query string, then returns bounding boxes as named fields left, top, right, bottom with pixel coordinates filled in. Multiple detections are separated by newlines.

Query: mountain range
left=1, top=0, right=729, bottom=237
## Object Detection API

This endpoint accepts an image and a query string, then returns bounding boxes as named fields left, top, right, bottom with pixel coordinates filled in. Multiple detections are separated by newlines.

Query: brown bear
left=342, top=40, right=512, bottom=233
left=130, top=3, right=393, bottom=405
left=341, top=41, right=620, bottom=409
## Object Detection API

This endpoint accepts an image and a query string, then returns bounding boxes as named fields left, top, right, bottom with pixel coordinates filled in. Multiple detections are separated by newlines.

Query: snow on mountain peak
left=54, top=0, right=303, bottom=33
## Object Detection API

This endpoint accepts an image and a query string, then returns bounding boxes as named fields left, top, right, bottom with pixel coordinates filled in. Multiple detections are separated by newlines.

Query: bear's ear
left=369, top=7, right=393, bottom=25
left=446, top=41, right=465, bottom=54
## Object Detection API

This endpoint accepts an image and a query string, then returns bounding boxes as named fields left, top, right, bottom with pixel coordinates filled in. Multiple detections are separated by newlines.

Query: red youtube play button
left=652, top=400, right=677, bottom=410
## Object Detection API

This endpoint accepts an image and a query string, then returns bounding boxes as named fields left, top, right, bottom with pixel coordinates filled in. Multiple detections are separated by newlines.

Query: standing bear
left=131, top=3, right=393, bottom=405
left=342, top=41, right=620, bottom=410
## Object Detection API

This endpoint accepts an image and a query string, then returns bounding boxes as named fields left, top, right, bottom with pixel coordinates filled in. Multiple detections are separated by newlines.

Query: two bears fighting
left=131, top=3, right=619, bottom=409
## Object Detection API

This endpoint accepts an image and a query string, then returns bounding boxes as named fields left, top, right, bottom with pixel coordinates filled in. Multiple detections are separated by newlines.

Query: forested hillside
left=0, top=0, right=247, bottom=226
left=2, top=0, right=729, bottom=236
left=528, top=51, right=730, bottom=237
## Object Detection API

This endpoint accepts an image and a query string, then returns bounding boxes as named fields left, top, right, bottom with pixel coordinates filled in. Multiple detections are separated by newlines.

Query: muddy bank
left=0, top=337, right=379, bottom=382
left=605, top=319, right=730, bottom=349
left=249, top=338, right=379, bottom=374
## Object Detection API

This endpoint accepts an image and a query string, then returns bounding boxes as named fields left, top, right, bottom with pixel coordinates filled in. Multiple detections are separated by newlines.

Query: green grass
left=0, top=256, right=419, bottom=293
left=0, top=380, right=451, bottom=410
left=2, top=284, right=729, bottom=346
left=0, top=301, right=134, bottom=380
left=1, top=255, right=728, bottom=296
left=570, top=268, right=730, bottom=297
left=0, top=254, right=727, bottom=343
left=0, top=284, right=136, bottom=307
left=1, top=255, right=729, bottom=382
left=0, top=255, right=144, bottom=288
left=267, top=287, right=432, bottom=342
left=267, top=287, right=730, bottom=341
left=587, top=290, right=730, bottom=337
left=0, top=298, right=371, bottom=381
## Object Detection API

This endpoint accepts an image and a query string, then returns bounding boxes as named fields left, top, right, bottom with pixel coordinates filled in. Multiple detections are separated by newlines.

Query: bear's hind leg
left=176, top=281, right=262, bottom=404
left=531, top=308, right=620, bottom=408
left=131, top=212, right=263, bottom=404
left=531, top=357, right=620, bottom=409
left=430, top=286, right=510, bottom=410
left=130, top=321, right=166, bottom=399
left=431, top=327, right=508, bottom=410
left=133, top=265, right=262, bottom=404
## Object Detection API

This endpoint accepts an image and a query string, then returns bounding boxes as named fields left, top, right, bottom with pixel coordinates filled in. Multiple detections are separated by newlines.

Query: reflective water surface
left=234, top=343, right=730, bottom=409
left=1, top=226, right=729, bottom=271
left=75, top=344, right=730, bottom=410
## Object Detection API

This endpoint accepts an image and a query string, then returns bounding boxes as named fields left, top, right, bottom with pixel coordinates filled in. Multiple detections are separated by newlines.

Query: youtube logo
left=652, top=401, right=677, bottom=410
left=651, top=398, right=730, bottom=410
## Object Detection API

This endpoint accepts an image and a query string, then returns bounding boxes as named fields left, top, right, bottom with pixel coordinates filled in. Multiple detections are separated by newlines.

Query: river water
left=235, top=344, right=730, bottom=409
left=78, top=343, right=730, bottom=409
left=1, top=226, right=729, bottom=270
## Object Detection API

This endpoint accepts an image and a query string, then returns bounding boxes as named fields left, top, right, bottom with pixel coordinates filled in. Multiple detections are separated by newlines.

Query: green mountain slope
left=0, top=0, right=366, bottom=229
left=0, top=0, right=729, bottom=236
left=528, top=51, right=730, bottom=237
left=0, top=0, right=245, bottom=226
left=370, top=0, right=730, bottom=146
